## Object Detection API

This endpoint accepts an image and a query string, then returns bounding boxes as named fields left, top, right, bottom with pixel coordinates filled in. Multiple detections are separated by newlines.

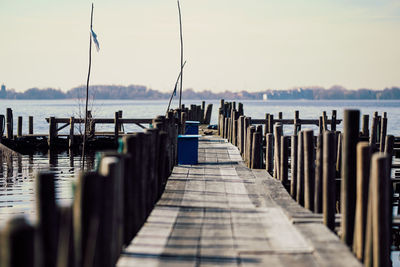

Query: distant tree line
left=0, top=84, right=399, bottom=100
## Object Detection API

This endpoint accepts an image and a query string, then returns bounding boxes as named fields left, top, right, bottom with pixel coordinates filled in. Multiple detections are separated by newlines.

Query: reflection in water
left=0, top=151, right=95, bottom=226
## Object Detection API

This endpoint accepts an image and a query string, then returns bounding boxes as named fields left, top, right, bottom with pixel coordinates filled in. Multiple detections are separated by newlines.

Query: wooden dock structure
left=118, top=135, right=362, bottom=266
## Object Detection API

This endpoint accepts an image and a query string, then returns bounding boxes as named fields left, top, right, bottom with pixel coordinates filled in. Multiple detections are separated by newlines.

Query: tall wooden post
left=303, top=129, right=315, bottom=211
left=266, top=133, right=274, bottom=174
left=323, top=131, right=336, bottom=231
left=352, top=142, right=371, bottom=261
left=6, top=108, right=13, bottom=139
left=28, top=116, right=33, bottom=134
left=315, top=134, right=323, bottom=213
left=36, top=172, right=58, bottom=267
left=17, top=116, right=22, bottom=137
left=273, top=123, right=282, bottom=179
left=341, top=109, right=360, bottom=246
left=290, top=135, right=298, bottom=199
left=297, top=131, right=305, bottom=206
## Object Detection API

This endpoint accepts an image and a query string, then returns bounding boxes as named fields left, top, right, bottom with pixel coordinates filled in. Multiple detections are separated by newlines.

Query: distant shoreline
left=0, top=84, right=399, bottom=100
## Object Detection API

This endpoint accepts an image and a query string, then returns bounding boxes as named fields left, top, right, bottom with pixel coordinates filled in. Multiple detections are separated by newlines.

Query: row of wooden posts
left=0, top=110, right=186, bottom=267
left=218, top=99, right=394, bottom=267
left=181, top=101, right=213, bottom=124
left=1, top=103, right=212, bottom=149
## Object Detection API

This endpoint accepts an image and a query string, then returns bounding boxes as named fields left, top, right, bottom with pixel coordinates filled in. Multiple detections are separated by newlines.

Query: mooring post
left=69, top=117, right=74, bottom=148
left=266, top=133, right=274, bottom=174
left=98, top=156, right=124, bottom=265
left=268, top=114, right=274, bottom=134
left=273, top=123, right=282, bottom=179
left=28, top=116, right=33, bottom=135
left=323, top=131, right=336, bottom=231
left=238, top=116, right=244, bottom=153
left=303, top=129, right=315, bottom=212
left=114, top=111, right=119, bottom=145
left=204, top=104, right=213, bottom=124
left=331, top=110, right=337, bottom=131
left=370, top=113, right=378, bottom=151
left=17, top=116, right=22, bottom=137
left=6, top=108, right=13, bottom=139
left=0, top=217, right=36, bottom=267
left=352, top=142, right=371, bottom=261
left=364, top=153, right=392, bottom=267
left=384, top=135, right=394, bottom=160
left=297, top=131, right=305, bottom=206
left=379, top=115, right=387, bottom=152
left=319, top=116, right=323, bottom=135
left=246, top=126, right=256, bottom=167
left=124, top=133, right=145, bottom=233
left=341, top=109, right=360, bottom=247
left=280, top=135, right=289, bottom=186
left=294, top=110, right=299, bottom=135
left=361, top=114, right=369, bottom=138
left=48, top=116, right=56, bottom=148
left=315, top=134, right=323, bottom=213
left=36, top=172, right=58, bottom=267
left=290, top=135, right=298, bottom=199
left=251, top=131, right=262, bottom=169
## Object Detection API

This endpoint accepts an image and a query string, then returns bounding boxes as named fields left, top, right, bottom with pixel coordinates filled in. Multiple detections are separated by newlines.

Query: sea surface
left=0, top=99, right=399, bottom=263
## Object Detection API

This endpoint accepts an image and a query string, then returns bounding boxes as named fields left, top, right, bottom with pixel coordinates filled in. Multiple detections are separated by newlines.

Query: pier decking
left=118, top=135, right=361, bottom=267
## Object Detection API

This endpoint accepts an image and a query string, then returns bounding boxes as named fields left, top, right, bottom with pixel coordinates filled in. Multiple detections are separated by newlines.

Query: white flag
left=91, top=28, right=100, bottom=52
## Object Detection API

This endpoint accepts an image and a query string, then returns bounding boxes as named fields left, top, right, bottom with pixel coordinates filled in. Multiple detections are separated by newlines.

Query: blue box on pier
left=185, top=121, right=200, bottom=135
left=177, top=134, right=201, bottom=165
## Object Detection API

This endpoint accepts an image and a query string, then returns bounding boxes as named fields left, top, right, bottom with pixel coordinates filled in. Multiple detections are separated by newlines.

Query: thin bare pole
left=82, top=3, right=94, bottom=169
left=167, top=61, right=186, bottom=114
left=177, top=0, right=184, bottom=109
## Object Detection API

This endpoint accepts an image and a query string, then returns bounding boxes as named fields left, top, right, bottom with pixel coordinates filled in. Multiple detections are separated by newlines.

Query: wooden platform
left=117, top=136, right=362, bottom=267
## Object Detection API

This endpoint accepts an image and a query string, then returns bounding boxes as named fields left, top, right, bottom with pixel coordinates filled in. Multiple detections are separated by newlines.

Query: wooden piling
left=6, top=108, right=13, bottom=139
left=28, top=116, right=33, bottom=134
left=315, top=134, right=323, bottom=213
left=17, top=116, right=22, bottom=137
left=379, top=116, right=387, bottom=152
left=290, top=135, right=298, bottom=199
left=297, top=131, right=305, bottom=206
left=370, top=114, right=378, bottom=151
left=74, top=171, right=113, bottom=267
left=251, top=131, right=262, bottom=169
left=273, top=123, right=282, bottom=179
left=341, top=109, right=360, bottom=246
left=352, top=142, right=371, bottom=261
left=0, top=217, right=36, bottom=267
left=246, top=126, right=256, bottom=167
left=364, top=153, right=392, bottom=267
left=48, top=116, right=57, bottom=147
left=114, top=111, right=119, bottom=145
left=280, top=135, right=289, bottom=185
left=323, top=131, right=336, bottom=231
left=36, top=172, right=58, bottom=267
left=69, top=117, right=74, bottom=148
left=264, top=133, right=272, bottom=175
left=98, top=156, right=124, bottom=265
left=331, top=110, right=337, bottom=131
left=294, top=110, right=300, bottom=135
left=361, top=114, right=369, bottom=138
left=238, top=116, right=245, bottom=154
left=384, top=135, right=394, bottom=158
left=303, top=129, right=315, bottom=211
left=204, top=104, right=212, bottom=124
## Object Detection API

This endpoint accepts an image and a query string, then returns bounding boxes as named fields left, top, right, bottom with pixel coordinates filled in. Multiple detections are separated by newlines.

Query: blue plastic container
left=177, top=134, right=201, bottom=165
left=185, top=121, right=200, bottom=135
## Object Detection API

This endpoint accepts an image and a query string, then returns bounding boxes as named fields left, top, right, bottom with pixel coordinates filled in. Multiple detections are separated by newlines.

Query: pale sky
left=0, top=0, right=399, bottom=92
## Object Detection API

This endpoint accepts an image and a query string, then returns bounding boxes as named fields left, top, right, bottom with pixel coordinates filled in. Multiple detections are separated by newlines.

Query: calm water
left=1, top=99, right=399, bottom=262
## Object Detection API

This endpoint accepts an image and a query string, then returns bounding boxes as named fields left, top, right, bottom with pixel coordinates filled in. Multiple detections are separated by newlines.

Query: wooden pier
left=118, top=135, right=361, bottom=266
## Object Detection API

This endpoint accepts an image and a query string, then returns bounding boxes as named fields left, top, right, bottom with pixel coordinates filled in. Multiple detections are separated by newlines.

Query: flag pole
left=177, top=0, right=184, bottom=110
left=82, top=3, right=94, bottom=169
left=166, top=60, right=186, bottom=114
